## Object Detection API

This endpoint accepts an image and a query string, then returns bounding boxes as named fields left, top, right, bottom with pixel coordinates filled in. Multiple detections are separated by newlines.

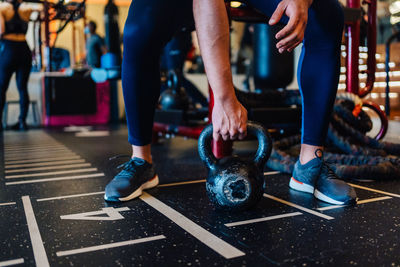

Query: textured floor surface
left=0, top=125, right=400, bottom=266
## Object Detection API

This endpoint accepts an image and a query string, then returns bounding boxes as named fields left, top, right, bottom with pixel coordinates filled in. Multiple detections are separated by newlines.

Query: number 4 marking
left=60, top=207, right=130, bottom=221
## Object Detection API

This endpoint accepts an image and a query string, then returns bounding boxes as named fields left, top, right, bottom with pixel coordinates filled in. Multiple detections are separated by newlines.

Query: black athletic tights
left=122, top=0, right=344, bottom=146
left=0, top=39, right=32, bottom=125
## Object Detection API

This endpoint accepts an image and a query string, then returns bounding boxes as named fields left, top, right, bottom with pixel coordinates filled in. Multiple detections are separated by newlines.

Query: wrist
left=213, top=91, right=237, bottom=104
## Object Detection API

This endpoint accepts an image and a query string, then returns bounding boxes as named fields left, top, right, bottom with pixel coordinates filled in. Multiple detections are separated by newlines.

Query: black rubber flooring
left=1, top=125, right=400, bottom=266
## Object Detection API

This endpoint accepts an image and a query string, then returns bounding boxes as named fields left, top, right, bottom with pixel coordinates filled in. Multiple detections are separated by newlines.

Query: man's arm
left=193, top=0, right=247, bottom=141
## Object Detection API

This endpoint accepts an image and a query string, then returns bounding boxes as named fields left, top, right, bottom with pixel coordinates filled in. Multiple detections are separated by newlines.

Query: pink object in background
left=45, top=81, right=110, bottom=126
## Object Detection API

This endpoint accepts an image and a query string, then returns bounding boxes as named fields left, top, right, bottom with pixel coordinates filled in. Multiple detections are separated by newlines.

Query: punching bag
left=104, top=0, right=122, bottom=66
left=253, top=23, right=294, bottom=90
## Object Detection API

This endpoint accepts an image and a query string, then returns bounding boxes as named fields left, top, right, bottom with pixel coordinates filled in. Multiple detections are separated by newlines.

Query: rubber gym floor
left=1, top=125, right=400, bottom=266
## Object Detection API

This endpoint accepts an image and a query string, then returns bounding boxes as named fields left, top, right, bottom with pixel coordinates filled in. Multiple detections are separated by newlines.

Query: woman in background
left=0, top=0, right=37, bottom=131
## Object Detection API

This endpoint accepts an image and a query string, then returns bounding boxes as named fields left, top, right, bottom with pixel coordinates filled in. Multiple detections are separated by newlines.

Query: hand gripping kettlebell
left=198, top=121, right=272, bottom=211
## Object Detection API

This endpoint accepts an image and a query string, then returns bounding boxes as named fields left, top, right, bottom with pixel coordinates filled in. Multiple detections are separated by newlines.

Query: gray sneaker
left=289, top=153, right=357, bottom=205
left=104, top=157, right=159, bottom=202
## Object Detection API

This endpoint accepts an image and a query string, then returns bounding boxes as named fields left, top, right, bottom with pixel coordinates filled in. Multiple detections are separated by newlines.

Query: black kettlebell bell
left=160, top=70, right=190, bottom=111
left=198, top=121, right=272, bottom=211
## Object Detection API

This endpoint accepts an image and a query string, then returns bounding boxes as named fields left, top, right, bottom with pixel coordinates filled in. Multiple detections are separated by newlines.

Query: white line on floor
left=37, top=191, right=105, bottom=202
left=0, top=202, right=17, bottom=206
left=5, top=152, right=77, bottom=161
left=22, top=196, right=50, bottom=267
left=5, top=159, right=86, bottom=169
left=3, top=145, right=68, bottom=151
left=6, top=173, right=105, bottom=185
left=0, top=258, right=25, bottom=266
left=56, top=235, right=166, bottom=257
left=357, top=196, right=393, bottom=204
left=5, top=155, right=81, bottom=165
left=315, top=205, right=344, bottom=211
left=140, top=192, right=245, bottom=259
left=348, top=183, right=400, bottom=198
left=225, top=212, right=303, bottom=227
left=4, top=146, right=67, bottom=152
left=5, top=163, right=92, bottom=174
left=264, top=171, right=281, bottom=176
left=5, top=148, right=71, bottom=156
left=4, top=143, right=61, bottom=150
left=263, top=194, right=334, bottom=220
left=316, top=196, right=393, bottom=211
left=6, top=168, right=98, bottom=179
left=158, top=179, right=206, bottom=187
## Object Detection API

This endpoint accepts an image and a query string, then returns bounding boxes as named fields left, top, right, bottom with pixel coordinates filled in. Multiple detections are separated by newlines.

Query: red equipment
left=345, top=0, right=388, bottom=139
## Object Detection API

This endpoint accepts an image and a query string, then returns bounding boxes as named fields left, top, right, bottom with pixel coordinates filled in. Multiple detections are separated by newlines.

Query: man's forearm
left=193, top=0, right=235, bottom=102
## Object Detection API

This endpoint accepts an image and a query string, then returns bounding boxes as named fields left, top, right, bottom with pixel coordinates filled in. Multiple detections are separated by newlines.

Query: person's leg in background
left=0, top=41, right=16, bottom=131
left=246, top=0, right=356, bottom=204
left=13, top=42, right=32, bottom=131
left=105, top=0, right=194, bottom=202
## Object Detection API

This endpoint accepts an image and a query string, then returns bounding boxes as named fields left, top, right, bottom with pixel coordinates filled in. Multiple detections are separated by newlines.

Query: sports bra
left=3, top=2, right=28, bottom=35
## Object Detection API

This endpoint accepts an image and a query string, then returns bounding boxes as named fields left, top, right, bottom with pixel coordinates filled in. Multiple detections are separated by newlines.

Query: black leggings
left=0, top=40, right=32, bottom=124
left=122, top=0, right=343, bottom=146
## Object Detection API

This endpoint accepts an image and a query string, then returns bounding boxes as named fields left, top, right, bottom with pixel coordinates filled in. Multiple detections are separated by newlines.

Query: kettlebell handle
left=198, top=121, right=272, bottom=170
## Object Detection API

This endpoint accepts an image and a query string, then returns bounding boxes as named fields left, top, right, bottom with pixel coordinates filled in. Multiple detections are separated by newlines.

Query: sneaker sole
left=104, top=175, right=159, bottom=202
left=289, top=177, right=314, bottom=194
left=314, top=189, right=345, bottom=205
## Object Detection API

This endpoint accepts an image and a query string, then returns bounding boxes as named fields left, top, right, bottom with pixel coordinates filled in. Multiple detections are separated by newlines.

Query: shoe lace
left=109, top=155, right=136, bottom=171
left=314, top=149, right=338, bottom=180
left=321, top=161, right=338, bottom=180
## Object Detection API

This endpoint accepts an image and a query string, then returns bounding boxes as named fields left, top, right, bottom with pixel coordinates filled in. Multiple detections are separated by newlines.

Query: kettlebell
left=160, top=70, right=190, bottom=111
left=198, top=121, right=272, bottom=211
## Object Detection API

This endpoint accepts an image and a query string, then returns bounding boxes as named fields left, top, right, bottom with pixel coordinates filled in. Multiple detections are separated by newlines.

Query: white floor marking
left=4, top=146, right=66, bottom=152
left=158, top=179, right=206, bottom=187
left=63, top=126, right=92, bottom=132
left=61, top=207, right=130, bottom=221
left=5, top=152, right=77, bottom=161
left=264, top=171, right=281, bottom=176
left=6, top=173, right=104, bottom=185
left=225, top=212, right=303, bottom=227
left=56, top=235, right=166, bottom=257
left=263, top=194, right=334, bottom=220
left=5, top=163, right=92, bottom=173
left=22, top=196, right=50, bottom=267
left=37, top=191, right=105, bottom=202
left=4, top=152, right=77, bottom=161
left=348, top=183, right=400, bottom=198
left=5, top=155, right=81, bottom=165
left=0, top=202, right=17, bottom=206
left=140, top=192, right=245, bottom=259
left=4, top=143, right=61, bottom=150
left=357, top=196, right=392, bottom=204
left=5, top=159, right=86, bottom=169
left=316, top=205, right=345, bottom=211
left=0, top=258, right=25, bottom=266
left=316, top=196, right=393, bottom=211
left=6, top=168, right=98, bottom=179
left=5, top=148, right=71, bottom=156
left=75, top=131, right=110, bottom=137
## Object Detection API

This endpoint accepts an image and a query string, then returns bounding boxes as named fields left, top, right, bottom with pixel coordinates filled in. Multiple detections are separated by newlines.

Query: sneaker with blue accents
left=289, top=152, right=357, bottom=205
left=104, top=157, right=159, bottom=202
